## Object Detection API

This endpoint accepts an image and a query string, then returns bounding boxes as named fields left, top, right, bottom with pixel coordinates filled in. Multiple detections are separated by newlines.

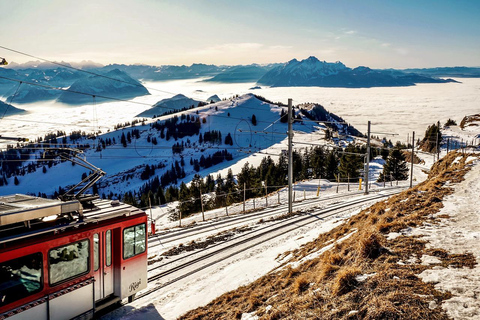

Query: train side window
left=0, top=253, right=43, bottom=307
left=94, top=234, right=99, bottom=271
left=123, top=224, right=146, bottom=259
left=106, top=230, right=112, bottom=266
left=49, top=239, right=89, bottom=286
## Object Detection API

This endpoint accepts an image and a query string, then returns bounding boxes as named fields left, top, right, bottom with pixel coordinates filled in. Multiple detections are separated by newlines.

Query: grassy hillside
left=180, top=151, right=478, bottom=319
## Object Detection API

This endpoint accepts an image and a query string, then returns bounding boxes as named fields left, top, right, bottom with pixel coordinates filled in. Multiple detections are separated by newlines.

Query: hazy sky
left=1, top=0, right=479, bottom=68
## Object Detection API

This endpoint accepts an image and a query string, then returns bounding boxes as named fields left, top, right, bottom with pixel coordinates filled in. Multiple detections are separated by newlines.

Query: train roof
left=0, top=194, right=145, bottom=245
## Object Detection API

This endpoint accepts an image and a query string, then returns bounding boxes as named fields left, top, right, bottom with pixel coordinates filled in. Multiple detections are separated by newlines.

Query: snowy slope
left=0, top=94, right=329, bottom=198
left=137, top=94, right=203, bottom=118
left=206, top=94, right=221, bottom=103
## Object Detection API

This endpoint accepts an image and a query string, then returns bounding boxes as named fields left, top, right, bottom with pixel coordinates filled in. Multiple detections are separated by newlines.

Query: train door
left=93, top=229, right=114, bottom=301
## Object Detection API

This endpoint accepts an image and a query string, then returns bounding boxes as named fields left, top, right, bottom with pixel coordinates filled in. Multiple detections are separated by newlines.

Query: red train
left=0, top=194, right=148, bottom=319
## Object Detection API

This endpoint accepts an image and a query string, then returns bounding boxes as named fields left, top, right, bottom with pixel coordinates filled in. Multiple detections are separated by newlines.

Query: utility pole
left=410, top=132, right=415, bottom=188
left=364, top=121, right=371, bottom=195
left=288, top=98, right=293, bottom=214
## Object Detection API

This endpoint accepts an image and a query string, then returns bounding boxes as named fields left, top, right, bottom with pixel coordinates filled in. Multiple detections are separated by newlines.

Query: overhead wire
left=0, top=75, right=291, bottom=127
left=0, top=45, right=178, bottom=96
left=0, top=81, right=22, bottom=121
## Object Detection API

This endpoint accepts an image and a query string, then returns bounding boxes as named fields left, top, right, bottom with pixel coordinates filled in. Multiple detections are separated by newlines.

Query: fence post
left=200, top=189, right=205, bottom=221
left=243, top=183, right=246, bottom=213
left=265, top=182, right=268, bottom=208
left=317, top=176, right=321, bottom=196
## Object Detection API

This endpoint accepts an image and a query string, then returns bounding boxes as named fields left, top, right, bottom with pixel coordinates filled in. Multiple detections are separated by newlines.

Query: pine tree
left=280, top=109, right=288, bottom=123
left=325, top=151, right=338, bottom=180
left=338, top=145, right=363, bottom=182
left=420, top=123, right=442, bottom=153
left=121, top=132, right=127, bottom=147
left=157, top=187, right=166, bottom=205
left=378, top=148, right=409, bottom=182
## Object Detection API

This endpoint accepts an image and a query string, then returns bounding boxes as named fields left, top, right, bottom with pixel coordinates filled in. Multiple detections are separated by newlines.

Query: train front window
left=0, top=253, right=43, bottom=307
left=49, top=239, right=89, bottom=285
left=123, top=224, right=146, bottom=259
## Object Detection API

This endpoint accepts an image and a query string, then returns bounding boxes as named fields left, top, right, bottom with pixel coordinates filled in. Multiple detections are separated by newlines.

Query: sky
left=1, top=0, right=479, bottom=68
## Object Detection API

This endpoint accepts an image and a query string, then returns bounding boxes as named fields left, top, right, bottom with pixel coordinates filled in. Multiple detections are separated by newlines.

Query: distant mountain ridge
left=101, top=63, right=224, bottom=81
left=203, top=64, right=279, bottom=83
left=257, top=56, right=458, bottom=88
left=1, top=58, right=476, bottom=105
left=0, top=100, right=26, bottom=116
left=402, top=67, right=480, bottom=78
left=57, top=69, right=149, bottom=104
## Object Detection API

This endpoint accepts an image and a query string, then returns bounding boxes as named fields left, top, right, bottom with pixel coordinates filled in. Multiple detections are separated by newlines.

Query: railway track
left=148, top=185, right=406, bottom=250
left=136, top=187, right=404, bottom=300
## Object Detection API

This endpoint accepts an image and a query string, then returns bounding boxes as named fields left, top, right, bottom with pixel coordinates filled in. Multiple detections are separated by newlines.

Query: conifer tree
left=378, top=148, right=409, bottom=182
left=338, top=145, right=363, bottom=182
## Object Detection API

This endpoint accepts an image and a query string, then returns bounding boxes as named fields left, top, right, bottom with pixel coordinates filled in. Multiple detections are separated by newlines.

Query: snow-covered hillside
left=137, top=94, right=203, bottom=118
left=0, top=94, right=344, bottom=199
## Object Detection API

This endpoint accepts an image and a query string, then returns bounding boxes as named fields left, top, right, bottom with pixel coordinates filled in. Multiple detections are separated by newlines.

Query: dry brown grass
left=179, top=152, right=478, bottom=320
left=291, top=274, right=310, bottom=295
left=331, top=266, right=360, bottom=296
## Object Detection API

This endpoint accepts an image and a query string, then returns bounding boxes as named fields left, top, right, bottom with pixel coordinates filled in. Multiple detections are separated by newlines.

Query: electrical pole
left=364, top=121, right=371, bottom=195
left=410, top=131, right=415, bottom=188
left=288, top=98, right=293, bottom=214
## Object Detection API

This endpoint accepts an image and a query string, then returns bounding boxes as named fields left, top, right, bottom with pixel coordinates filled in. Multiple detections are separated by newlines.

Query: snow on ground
left=392, top=157, right=480, bottom=319
left=104, top=196, right=379, bottom=320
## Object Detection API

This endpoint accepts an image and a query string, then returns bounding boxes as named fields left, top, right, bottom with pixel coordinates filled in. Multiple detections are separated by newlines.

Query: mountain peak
left=305, top=56, right=320, bottom=63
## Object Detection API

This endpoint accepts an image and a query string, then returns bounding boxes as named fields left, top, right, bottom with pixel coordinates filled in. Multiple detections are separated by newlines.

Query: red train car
left=0, top=194, right=148, bottom=319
